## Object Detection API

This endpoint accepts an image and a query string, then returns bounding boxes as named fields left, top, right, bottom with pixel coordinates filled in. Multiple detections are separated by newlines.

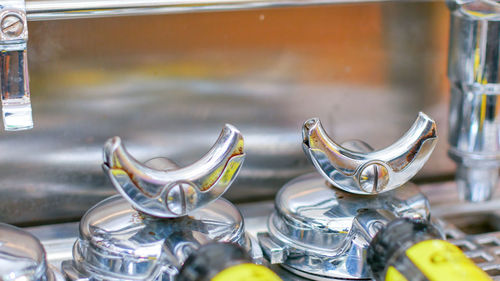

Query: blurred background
left=0, top=1, right=452, bottom=225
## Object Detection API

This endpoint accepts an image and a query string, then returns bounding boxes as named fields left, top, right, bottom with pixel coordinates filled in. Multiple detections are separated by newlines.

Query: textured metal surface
left=0, top=2, right=453, bottom=225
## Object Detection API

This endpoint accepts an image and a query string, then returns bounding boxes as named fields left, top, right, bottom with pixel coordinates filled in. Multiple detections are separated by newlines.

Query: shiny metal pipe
left=448, top=1, right=500, bottom=202
left=25, top=0, right=387, bottom=21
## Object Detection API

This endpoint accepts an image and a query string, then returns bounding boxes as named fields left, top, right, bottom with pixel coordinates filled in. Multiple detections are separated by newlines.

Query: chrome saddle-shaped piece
left=258, top=112, right=438, bottom=280
left=62, top=124, right=262, bottom=281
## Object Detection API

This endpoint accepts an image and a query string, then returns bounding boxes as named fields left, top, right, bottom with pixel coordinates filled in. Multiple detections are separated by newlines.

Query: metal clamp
left=302, top=112, right=437, bottom=194
left=0, top=0, right=32, bottom=131
left=102, top=124, right=245, bottom=218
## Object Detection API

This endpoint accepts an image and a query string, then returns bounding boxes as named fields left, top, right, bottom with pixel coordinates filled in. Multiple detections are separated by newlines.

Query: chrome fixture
left=0, top=0, right=32, bottom=131
left=31, top=184, right=500, bottom=280
left=258, top=113, right=437, bottom=280
left=303, top=112, right=437, bottom=194
left=62, top=124, right=262, bottom=281
left=0, top=222, right=64, bottom=281
left=448, top=0, right=500, bottom=202
left=102, top=124, right=245, bottom=218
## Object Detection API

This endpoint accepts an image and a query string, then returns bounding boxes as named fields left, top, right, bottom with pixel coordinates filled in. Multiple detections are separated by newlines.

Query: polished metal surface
left=448, top=0, right=500, bottom=202
left=0, top=0, right=33, bottom=131
left=302, top=112, right=437, bottom=194
left=24, top=0, right=391, bottom=21
left=0, top=222, right=64, bottom=281
left=103, top=124, right=245, bottom=217
left=258, top=113, right=436, bottom=279
left=0, top=2, right=455, bottom=225
left=31, top=181, right=500, bottom=281
left=62, top=196, right=259, bottom=281
left=260, top=174, right=429, bottom=280
left=62, top=133, right=260, bottom=280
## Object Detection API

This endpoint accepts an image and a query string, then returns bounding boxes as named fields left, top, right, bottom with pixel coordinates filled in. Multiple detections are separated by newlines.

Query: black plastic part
left=177, top=242, right=251, bottom=281
left=368, top=218, right=443, bottom=280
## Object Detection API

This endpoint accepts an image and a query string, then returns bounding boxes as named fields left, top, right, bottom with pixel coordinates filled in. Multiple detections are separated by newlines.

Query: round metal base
left=62, top=195, right=253, bottom=281
left=263, top=173, right=430, bottom=280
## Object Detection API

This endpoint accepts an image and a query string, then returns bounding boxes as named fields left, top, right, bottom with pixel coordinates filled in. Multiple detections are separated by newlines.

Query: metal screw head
left=165, top=181, right=198, bottom=216
left=358, top=163, right=389, bottom=193
left=1, top=14, right=24, bottom=38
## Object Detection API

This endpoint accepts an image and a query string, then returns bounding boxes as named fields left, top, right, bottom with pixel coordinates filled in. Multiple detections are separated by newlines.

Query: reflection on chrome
left=448, top=0, right=500, bottom=202
left=302, top=112, right=437, bottom=195
left=0, top=0, right=33, bottom=131
left=258, top=114, right=435, bottom=280
left=102, top=124, right=245, bottom=218
left=0, top=222, right=64, bottom=281
left=63, top=124, right=261, bottom=281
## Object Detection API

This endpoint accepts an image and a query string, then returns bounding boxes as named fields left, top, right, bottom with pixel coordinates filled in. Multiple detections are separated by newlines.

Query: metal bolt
left=358, top=163, right=389, bottom=193
left=1, top=14, right=24, bottom=38
left=165, top=181, right=198, bottom=216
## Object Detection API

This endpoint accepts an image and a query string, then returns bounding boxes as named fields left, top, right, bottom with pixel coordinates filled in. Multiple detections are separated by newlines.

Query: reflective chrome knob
left=102, top=124, right=245, bottom=217
left=302, top=112, right=437, bottom=194
left=0, top=223, right=64, bottom=281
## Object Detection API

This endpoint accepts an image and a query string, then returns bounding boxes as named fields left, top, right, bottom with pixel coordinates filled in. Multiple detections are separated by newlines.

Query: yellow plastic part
left=405, top=239, right=492, bottom=281
left=211, top=263, right=282, bottom=281
left=385, top=266, right=409, bottom=281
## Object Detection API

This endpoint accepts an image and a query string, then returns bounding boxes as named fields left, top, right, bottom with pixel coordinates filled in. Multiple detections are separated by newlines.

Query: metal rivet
left=1, top=14, right=24, bottom=38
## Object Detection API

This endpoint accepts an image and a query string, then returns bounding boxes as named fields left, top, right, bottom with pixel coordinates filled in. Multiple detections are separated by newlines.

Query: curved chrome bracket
left=102, top=124, right=245, bottom=218
left=302, top=112, right=437, bottom=194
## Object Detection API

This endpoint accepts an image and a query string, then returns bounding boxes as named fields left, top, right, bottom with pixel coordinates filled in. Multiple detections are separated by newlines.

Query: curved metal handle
left=302, top=112, right=437, bottom=194
left=102, top=124, right=245, bottom=218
